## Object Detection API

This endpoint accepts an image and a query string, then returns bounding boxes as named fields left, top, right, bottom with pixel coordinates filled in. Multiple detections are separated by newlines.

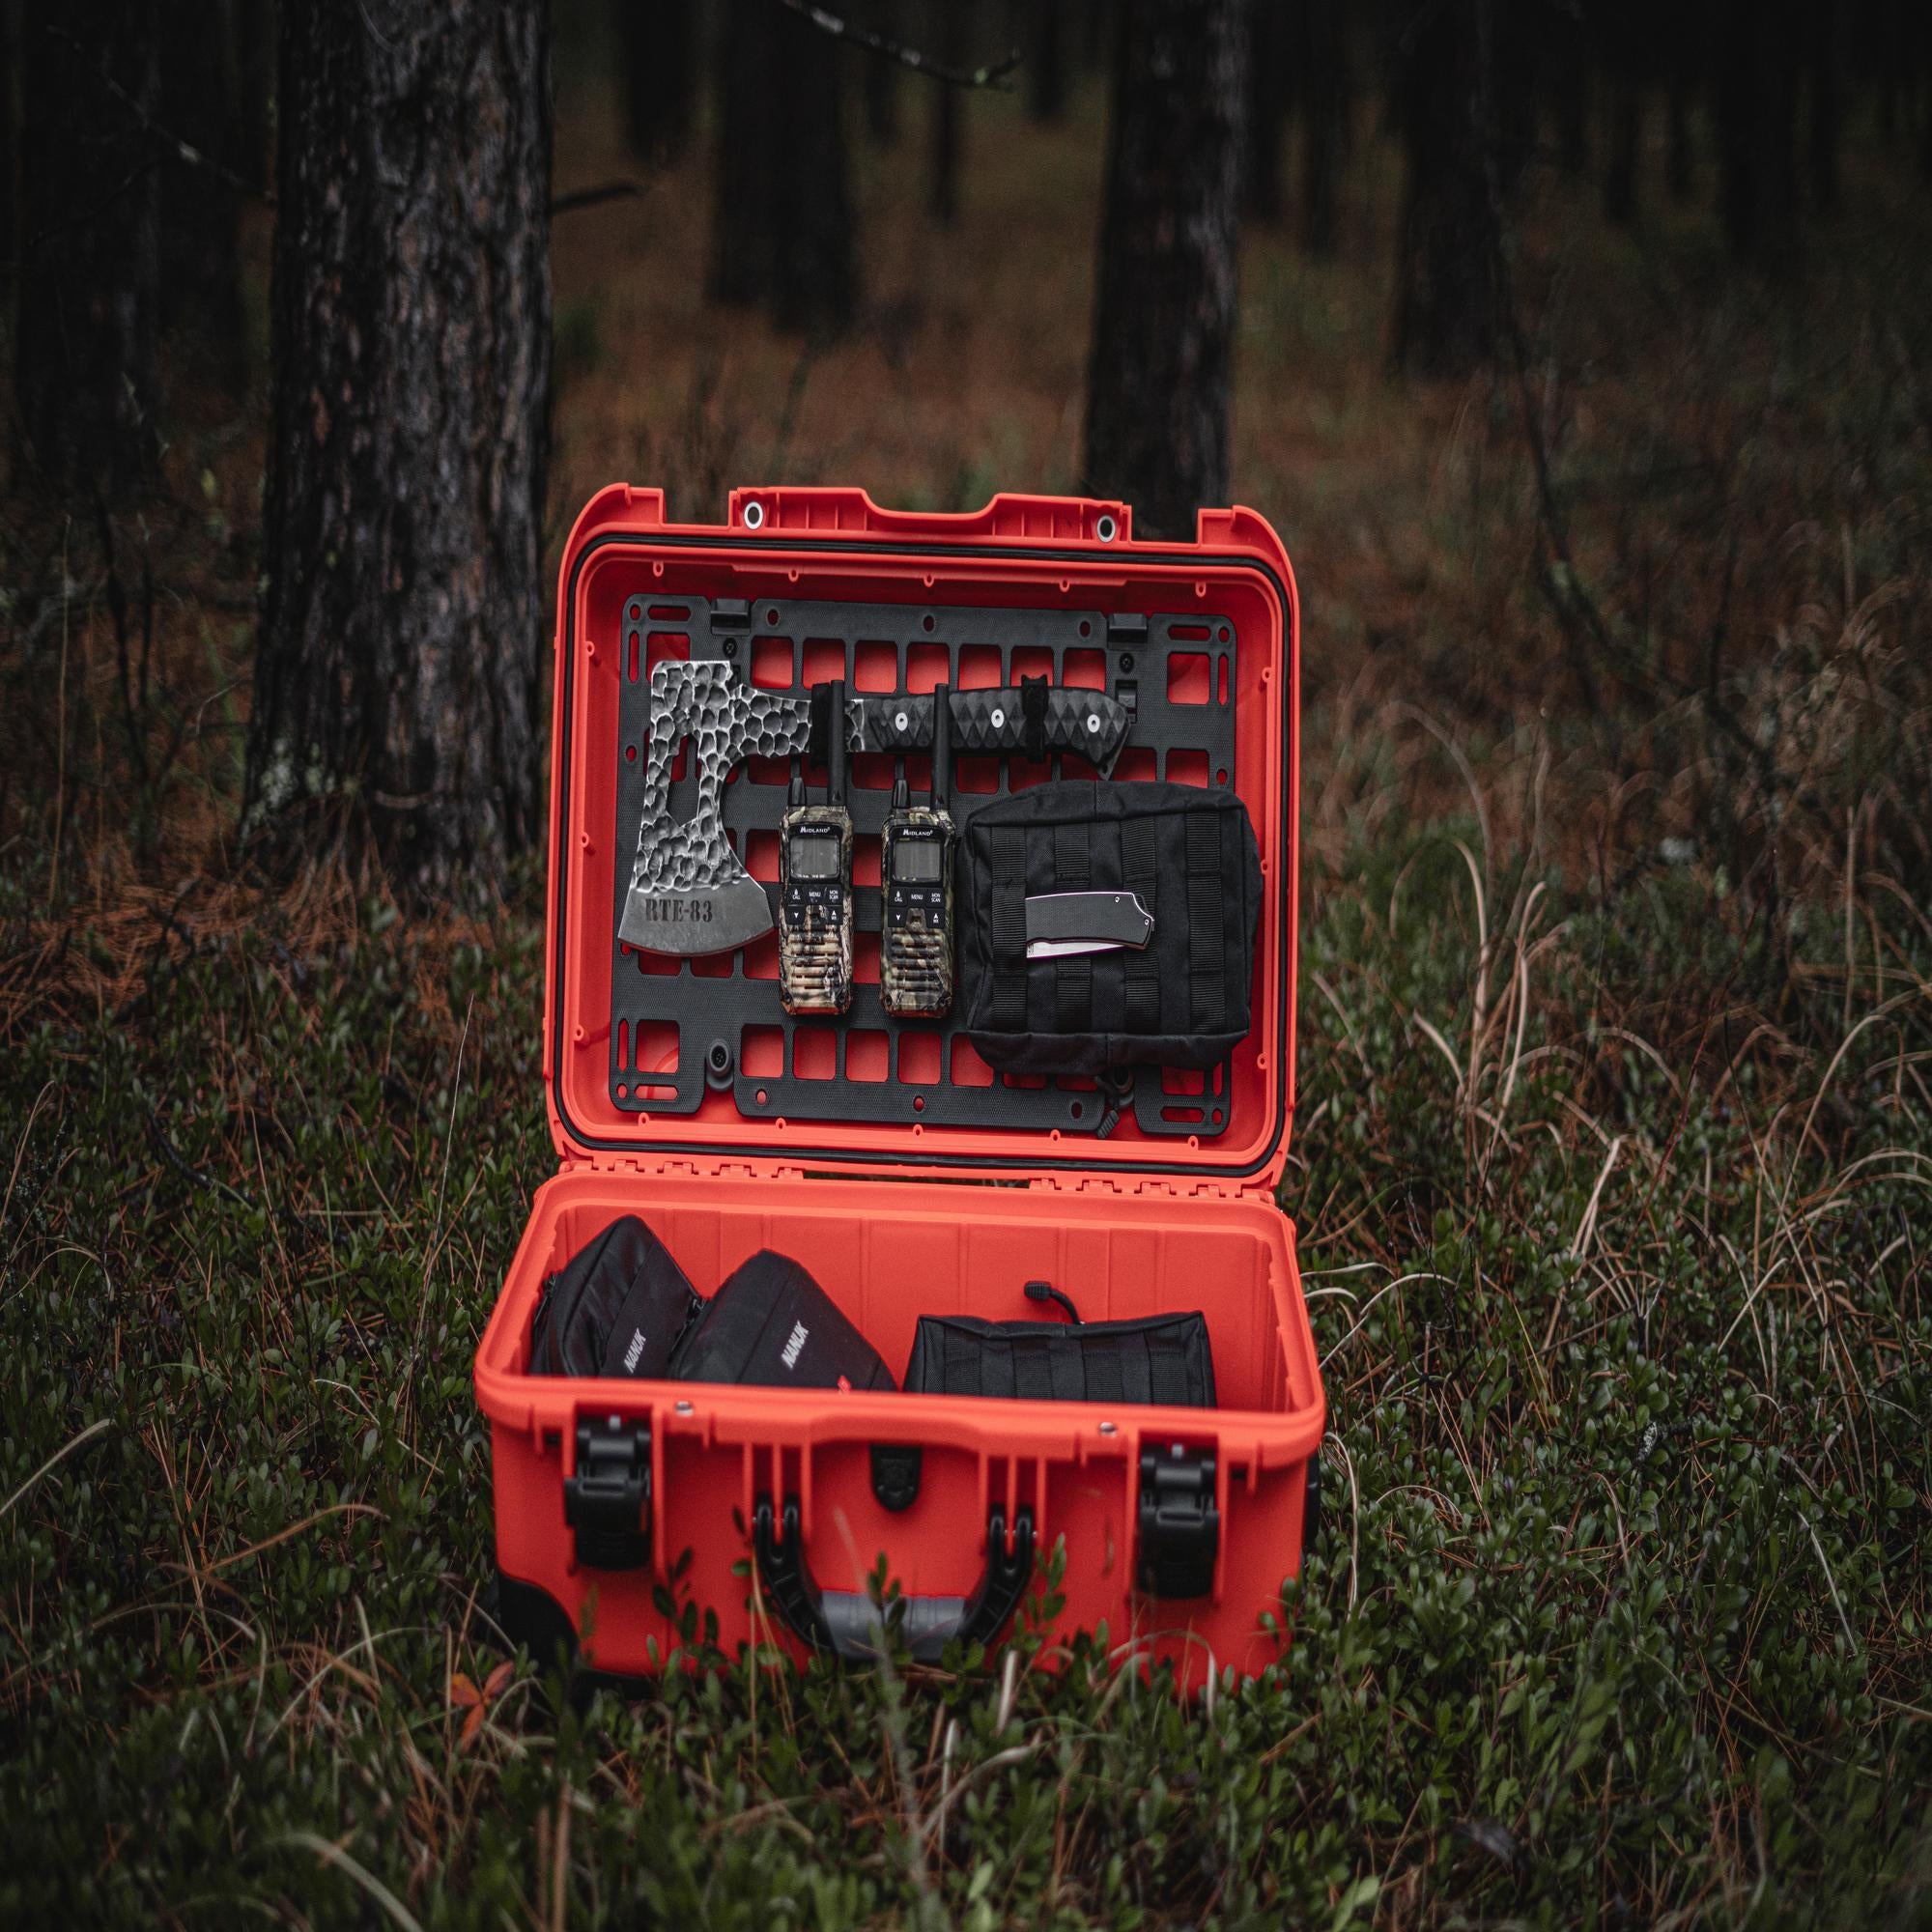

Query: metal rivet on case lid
left=1096, top=514, right=1116, bottom=541
left=674, top=1400, right=694, bottom=1415
left=1098, top=1421, right=1118, bottom=1435
left=744, top=499, right=765, bottom=528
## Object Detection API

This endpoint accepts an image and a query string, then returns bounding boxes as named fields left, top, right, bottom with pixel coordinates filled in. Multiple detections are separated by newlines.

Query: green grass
left=3, top=786, right=1926, bottom=1928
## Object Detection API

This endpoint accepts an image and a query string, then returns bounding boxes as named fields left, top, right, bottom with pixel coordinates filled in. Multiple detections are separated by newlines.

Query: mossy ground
left=3, top=23, right=1930, bottom=1929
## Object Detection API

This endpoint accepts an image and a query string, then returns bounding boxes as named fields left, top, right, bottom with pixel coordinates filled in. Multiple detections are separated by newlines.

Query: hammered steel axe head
left=618, top=662, right=812, bottom=955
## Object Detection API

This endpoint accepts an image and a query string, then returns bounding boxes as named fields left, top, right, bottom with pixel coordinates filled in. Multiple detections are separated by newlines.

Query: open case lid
left=543, top=485, right=1299, bottom=1194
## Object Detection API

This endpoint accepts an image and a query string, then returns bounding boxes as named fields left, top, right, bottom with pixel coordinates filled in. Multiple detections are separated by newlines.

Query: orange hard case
left=473, top=486, right=1323, bottom=1690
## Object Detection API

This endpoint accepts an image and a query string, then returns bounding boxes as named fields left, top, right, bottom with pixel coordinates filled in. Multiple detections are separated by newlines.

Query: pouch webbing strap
left=1084, top=1335, right=1124, bottom=1405
left=1013, top=1337, right=1054, bottom=1402
left=1121, top=813, right=1160, bottom=1033
left=1183, top=810, right=1225, bottom=1035
left=1146, top=1326, right=1192, bottom=1407
left=987, top=825, right=1029, bottom=1031
left=1052, top=819, right=1093, bottom=1034
left=942, top=1322, right=982, bottom=1397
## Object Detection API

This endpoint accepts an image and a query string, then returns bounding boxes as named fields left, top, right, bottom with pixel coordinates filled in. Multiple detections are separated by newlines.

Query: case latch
left=565, top=1416, right=651, bottom=1570
left=1136, top=1444, right=1218, bottom=1599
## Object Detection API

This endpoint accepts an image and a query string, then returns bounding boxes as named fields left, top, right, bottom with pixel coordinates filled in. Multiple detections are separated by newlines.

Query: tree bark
left=1604, top=68, right=1640, bottom=226
left=1243, top=0, right=1288, bottom=225
left=1298, top=0, right=1348, bottom=257
left=1718, top=0, right=1799, bottom=263
left=1805, top=0, right=1841, bottom=212
left=157, top=0, right=247, bottom=392
left=862, top=0, right=900, bottom=144
left=1664, top=66, right=1693, bottom=198
left=14, top=0, right=160, bottom=492
left=245, top=0, right=551, bottom=900
left=927, top=0, right=964, bottom=224
left=709, top=0, right=858, bottom=335
left=0, top=0, right=17, bottom=312
left=709, top=0, right=779, bottom=308
left=1028, top=0, right=1068, bottom=122
left=1391, top=0, right=1502, bottom=375
left=1082, top=0, right=1246, bottom=539
left=613, top=0, right=694, bottom=166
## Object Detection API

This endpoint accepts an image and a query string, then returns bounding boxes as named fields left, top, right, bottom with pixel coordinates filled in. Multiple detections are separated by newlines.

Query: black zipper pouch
left=673, top=1251, right=896, bottom=1392
left=528, top=1216, right=703, bottom=1378
left=955, top=781, right=1263, bottom=1076
left=902, top=1311, right=1216, bottom=1407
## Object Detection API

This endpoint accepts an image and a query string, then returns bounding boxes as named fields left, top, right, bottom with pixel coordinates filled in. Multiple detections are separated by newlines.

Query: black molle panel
left=609, top=596, right=1238, bottom=1138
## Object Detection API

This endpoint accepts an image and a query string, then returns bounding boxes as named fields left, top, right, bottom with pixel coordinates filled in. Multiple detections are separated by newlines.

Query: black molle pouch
left=956, top=781, right=1263, bottom=1075
left=528, top=1216, right=703, bottom=1378
left=673, top=1251, right=897, bottom=1392
left=903, top=1312, right=1217, bottom=1407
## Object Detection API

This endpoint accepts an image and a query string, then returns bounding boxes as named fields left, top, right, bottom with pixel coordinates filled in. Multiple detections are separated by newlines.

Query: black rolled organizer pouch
left=674, top=1250, right=897, bottom=1392
left=528, top=1215, right=704, bottom=1378
left=956, top=780, right=1264, bottom=1075
left=903, top=1310, right=1217, bottom=1407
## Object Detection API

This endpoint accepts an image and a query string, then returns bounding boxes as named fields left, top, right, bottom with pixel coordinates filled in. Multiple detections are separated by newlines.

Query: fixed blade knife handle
left=952, top=685, right=1130, bottom=766
left=858, top=687, right=1130, bottom=767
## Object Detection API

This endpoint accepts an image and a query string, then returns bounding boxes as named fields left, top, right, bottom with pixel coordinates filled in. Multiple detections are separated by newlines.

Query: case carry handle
left=753, top=1493, right=1035, bottom=1663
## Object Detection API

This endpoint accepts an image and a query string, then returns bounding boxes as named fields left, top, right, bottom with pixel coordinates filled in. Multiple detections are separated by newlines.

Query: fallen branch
left=551, top=180, right=644, bottom=217
left=779, top=0, right=1021, bottom=89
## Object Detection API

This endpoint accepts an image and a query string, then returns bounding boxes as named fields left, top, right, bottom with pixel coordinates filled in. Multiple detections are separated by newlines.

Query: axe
left=618, top=661, right=1134, bottom=955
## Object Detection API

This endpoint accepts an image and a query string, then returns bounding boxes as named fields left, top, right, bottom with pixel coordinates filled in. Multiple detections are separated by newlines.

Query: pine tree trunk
left=710, top=0, right=857, bottom=335
left=14, top=0, right=160, bottom=492
left=1805, top=2, right=1841, bottom=212
left=1719, top=0, right=1798, bottom=263
left=1298, top=0, right=1347, bottom=258
left=245, top=0, right=551, bottom=900
left=158, top=0, right=247, bottom=392
left=1604, top=71, right=1640, bottom=226
left=0, top=0, right=17, bottom=311
left=614, top=0, right=694, bottom=166
left=1665, top=69, right=1693, bottom=198
left=1082, top=0, right=1246, bottom=539
left=709, top=0, right=779, bottom=307
left=1392, top=0, right=1499, bottom=376
left=770, top=4, right=858, bottom=334
left=1028, top=0, right=1067, bottom=122
left=863, top=0, right=899, bottom=144
left=1242, top=0, right=1287, bottom=225
left=927, top=0, right=964, bottom=224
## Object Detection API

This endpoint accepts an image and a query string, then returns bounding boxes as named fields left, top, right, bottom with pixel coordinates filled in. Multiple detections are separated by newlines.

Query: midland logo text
left=781, top=1321, right=809, bottom=1370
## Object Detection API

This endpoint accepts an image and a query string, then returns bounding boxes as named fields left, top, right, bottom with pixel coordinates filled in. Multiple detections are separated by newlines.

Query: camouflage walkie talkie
left=880, top=679, right=955, bottom=1019
left=779, top=679, right=855, bottom=1015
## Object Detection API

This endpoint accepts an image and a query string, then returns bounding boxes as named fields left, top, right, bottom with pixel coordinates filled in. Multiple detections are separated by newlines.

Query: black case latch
left=565, top=1416, right=652, bottom=1570
left=1137, top=1444, right=1218, bottom=1599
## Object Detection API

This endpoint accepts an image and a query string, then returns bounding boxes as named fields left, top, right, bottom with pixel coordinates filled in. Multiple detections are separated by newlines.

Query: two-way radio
left=880, top=679, right=955, bottom=1019
left=778, top=679, right=855, bottom=1015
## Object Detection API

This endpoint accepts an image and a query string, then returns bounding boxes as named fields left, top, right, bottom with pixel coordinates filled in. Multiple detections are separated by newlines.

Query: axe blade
left=619, top=872, right=774, bottom=955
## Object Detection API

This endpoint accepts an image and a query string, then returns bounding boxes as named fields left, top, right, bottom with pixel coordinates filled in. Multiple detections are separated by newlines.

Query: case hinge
left=564, top=1415, right=651, bottom=1570
left=1136, top=1444, right=1219, bottom=1599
